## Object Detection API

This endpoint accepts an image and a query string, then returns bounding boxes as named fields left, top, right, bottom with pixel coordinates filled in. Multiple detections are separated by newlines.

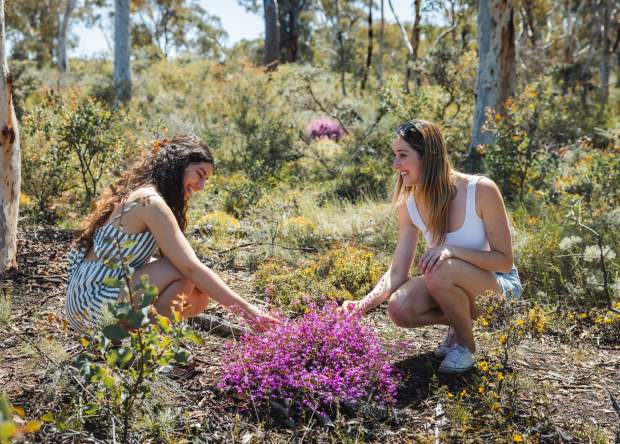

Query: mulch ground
left=1, top=228, right=619, bottom=442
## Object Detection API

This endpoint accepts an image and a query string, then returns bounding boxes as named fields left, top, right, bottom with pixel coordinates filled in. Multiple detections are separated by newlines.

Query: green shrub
left=218, top=70, right=300, bottom=181
left=206, top=172, right=263, bottom=219
left=21, top=91, right=125, bottom=217
left=281, top=215, right=320, bottom=249
left=330, top=154, right=393, bottom=202
left=253, top=244, right=384, bottom=313
left=21, top=93, right=78, bottom=222
left=315, top=244, right=384, bottom=297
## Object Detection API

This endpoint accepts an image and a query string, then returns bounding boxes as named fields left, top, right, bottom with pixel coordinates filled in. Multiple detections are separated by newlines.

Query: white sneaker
left=438, top=344, right=475, bottom=374
left=434, top=326, right=456, bottom=358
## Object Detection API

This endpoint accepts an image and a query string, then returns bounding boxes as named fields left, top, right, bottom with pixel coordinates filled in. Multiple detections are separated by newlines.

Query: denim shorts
left=495, top=266, right=523, bottom=301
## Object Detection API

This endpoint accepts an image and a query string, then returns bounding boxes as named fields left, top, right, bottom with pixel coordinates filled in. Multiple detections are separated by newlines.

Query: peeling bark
left=0, top=0, right=21, bottom=272
left=468, top=0, right=515, bottom=160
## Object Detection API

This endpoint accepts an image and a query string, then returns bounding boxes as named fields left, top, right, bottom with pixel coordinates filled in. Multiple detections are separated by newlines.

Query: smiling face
left=392, top=136, right=423, bottom=187
left=182, top=161, right=214, bottom=199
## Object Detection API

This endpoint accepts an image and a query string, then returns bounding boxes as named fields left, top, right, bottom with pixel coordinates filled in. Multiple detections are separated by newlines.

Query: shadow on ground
left=393, top=351, right=477, bottom=407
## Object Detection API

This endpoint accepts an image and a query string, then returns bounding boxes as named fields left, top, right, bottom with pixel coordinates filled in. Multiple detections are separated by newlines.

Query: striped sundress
left=65, top=202, right=159, bottom=331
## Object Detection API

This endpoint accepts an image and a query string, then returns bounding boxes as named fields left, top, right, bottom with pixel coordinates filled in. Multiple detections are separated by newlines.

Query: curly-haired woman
left=66, top=134, right=278, bottom=332
left=342, top=120, right=522, bottom=374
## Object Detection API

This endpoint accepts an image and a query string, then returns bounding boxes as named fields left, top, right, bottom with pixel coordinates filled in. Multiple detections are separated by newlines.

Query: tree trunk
left=360, top=0, right=373, bottom=90
left=468, top=0, right=515, bottom=163
left=286, top=5, right=300, bottom=62
left=599, top=0, right=611, bottom=104
left=57, top=0, right=77, bottom=72
left=113, top=0, right=131, bottom=104
left=377, top=0, right=384, bottom=87
left=387, top=0, right=414, bottom=92
left=564, top=0, right=575, bottom=63
left=405, top=0, right=422, bottom=92
left=263, top=0, right=280, bottom=69
left=334, top=0, right=346, bottom=95
left=0, top=0, right=21, bottom=273
left=521, top=0, right=539, bottom=47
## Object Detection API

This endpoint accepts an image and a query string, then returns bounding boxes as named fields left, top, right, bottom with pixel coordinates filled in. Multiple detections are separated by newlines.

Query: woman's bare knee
left=387, top=300, right=405, bottom=326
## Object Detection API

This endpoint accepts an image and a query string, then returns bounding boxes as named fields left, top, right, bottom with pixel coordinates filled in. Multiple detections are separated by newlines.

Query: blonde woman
left=343, top=120, right=522, bottom=373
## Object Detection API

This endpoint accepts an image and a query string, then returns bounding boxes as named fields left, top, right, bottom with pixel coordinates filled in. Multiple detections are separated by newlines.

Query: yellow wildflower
left=19, top=193, right=31, bottom=205
left=513, top=433, right=523, bottom=442
left=478, top=361, right=489, bottom=372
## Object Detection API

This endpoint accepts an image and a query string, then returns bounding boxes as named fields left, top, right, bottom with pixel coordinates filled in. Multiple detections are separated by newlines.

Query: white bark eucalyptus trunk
left=113, top=0, right=131, bottom=104
left=0, top=0, right=21, bottom=273
left=57, top=0, right=77, bottom=72
left=468, top=0, right=515, bottom=161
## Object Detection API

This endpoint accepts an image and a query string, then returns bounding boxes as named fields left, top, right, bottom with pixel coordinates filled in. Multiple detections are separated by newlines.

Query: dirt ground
left=1, top=228, right=619, bottom=442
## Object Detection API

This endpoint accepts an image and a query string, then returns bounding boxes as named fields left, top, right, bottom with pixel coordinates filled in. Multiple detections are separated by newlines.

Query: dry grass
left=1, top=228, right=619, bottom=443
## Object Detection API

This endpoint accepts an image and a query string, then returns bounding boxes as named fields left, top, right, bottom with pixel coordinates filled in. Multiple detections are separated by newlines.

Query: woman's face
left=183, top=162, right=214, bottom=199
left=392, top=136, right=422, bottom=187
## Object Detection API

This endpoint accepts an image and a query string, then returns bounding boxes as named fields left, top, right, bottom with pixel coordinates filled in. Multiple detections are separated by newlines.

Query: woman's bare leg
left=387, top=276, right=449, bottom=327
left=120, top=257, right=210, bottom=319
left=424, top=258, right=501, bottom=352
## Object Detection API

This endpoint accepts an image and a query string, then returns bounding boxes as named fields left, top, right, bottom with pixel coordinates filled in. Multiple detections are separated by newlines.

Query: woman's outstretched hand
left=244, top=305, right=281, bottom=332
left=419, top=246, right=454, bottom=274
left=340, top=300, right=363, bottom=314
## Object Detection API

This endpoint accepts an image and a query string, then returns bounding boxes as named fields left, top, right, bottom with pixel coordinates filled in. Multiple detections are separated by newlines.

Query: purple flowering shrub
left=219, top=303, right=399, bottom=416
left=307, top=118, right=345, bottom=142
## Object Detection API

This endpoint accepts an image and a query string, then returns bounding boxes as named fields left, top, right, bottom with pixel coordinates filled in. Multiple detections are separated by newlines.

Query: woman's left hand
left=419, top=246, right=454, bottom=274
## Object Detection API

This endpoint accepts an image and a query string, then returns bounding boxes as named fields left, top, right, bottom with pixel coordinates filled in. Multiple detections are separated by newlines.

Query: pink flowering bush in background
left=307, top=118, right=345, bottom=142
left=218, top=303, right=399, bottom=417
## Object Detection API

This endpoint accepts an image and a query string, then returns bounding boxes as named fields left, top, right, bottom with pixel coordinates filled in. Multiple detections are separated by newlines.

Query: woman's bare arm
left=355, top=203, right=419, bottom=313
left=139, top=195, right=260, bottom=317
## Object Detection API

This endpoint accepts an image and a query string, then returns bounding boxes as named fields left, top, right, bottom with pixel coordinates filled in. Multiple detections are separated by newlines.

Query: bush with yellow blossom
left=253, top=245, right=384, bottom=313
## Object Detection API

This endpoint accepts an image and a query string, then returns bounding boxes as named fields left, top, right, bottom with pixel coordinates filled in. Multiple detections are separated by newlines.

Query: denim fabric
left=495, top=266, right=523, bottom=301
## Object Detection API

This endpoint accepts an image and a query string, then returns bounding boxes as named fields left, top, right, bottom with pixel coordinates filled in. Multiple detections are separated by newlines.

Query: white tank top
left=406, top=176, right=490, bottom=251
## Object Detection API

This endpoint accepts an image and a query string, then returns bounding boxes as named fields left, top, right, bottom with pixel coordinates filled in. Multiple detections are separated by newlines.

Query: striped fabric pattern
left=65, top=204, right=158, bottom=331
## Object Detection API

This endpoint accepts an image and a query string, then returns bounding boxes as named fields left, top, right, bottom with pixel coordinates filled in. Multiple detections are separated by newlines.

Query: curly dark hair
left=75, top=134, right=214, bottom=251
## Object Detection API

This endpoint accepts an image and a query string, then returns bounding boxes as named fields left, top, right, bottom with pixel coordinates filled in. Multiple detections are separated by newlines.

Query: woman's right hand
left=340, top=300, right=363, bottom=314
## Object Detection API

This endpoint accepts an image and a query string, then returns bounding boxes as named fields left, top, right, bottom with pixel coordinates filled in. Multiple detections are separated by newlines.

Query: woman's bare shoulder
left=475, top=176, right=501, bottom=196
left=125, top=186, right=166, bottom=208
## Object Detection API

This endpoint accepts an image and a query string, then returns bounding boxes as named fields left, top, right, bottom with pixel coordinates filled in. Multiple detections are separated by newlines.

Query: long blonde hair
left=392, top=119, right=456, bottom=245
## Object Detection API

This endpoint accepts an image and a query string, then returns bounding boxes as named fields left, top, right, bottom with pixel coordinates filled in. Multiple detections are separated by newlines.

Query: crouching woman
left=343, top=120, right=522, bottom=373
left=66, top=135, right=278, bottom=332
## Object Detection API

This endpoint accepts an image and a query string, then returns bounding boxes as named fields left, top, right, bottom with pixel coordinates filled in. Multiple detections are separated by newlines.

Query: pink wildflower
left=307, top=118, right=345, bottom=142
left=218, top=303, right=399, bottom=415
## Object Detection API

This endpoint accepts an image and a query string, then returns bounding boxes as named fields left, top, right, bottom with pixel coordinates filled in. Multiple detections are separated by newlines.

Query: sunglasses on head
left=396, top=121, right=424, bottom=151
